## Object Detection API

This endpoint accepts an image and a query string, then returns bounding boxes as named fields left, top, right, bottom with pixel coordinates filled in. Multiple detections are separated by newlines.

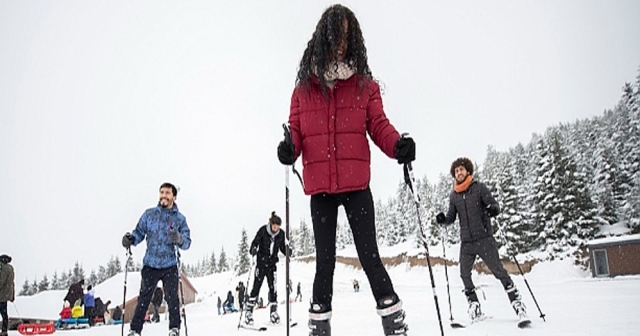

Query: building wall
left=591, top=242, right=640, bottom=277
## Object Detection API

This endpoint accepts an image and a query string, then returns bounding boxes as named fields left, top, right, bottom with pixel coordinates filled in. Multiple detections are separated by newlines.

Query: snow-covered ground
left=4, top=246, right=640, bottom=335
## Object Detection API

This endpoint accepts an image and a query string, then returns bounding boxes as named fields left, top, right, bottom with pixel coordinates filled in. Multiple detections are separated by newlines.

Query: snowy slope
left=4, top=252, right=640, bottom=335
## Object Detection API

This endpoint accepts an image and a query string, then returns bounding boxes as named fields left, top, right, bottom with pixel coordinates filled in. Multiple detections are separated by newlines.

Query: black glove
left=122, top=233, right=134, bottom=249
left=250, top=246, right=258, bottom=256
left=395, top=136, right=415, bottom=164
left=487, top=204, right=500, bottom=217
left=169, top=229, right=184, bottom=245
left=436, top=212, right=446, bottom=225
left=277, top=140, right=295, bottom=165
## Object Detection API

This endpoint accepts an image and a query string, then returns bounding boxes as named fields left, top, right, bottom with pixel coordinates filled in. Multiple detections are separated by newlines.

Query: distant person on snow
left=71, top=299, right=84, bottom=318
left=244, top=212, right=289, bottom=326
left=277, top=4, right=414, bottom=336
left=235, top=281, right=246, bottom=311
left=63, top=279, right=84, bottom=308
left=295, top=282, right=302, bottom=302
left=436, top=157, right=527, bottom=322
left=223, top=290, right=237, bottom=313
left=353, top=279, right=359, bottom=293
left=151, top=285, right=164, bottom=323
left=0, top=254, right=15, bottom=336
left=83, top=285, right=96, bottom=325
left=121, top=182, right=192, bottom=336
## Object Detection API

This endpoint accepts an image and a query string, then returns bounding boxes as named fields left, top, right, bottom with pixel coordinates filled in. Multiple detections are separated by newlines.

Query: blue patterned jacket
left=131, top=203, right=191, bottom=269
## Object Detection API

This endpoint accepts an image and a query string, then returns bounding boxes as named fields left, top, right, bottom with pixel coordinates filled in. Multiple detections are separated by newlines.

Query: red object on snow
left=17, top=323, right=55, bottom=335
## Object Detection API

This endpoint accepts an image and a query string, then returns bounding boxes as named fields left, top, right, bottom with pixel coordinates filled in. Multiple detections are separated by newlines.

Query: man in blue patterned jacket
left=122, top=182, right=191, bottom=336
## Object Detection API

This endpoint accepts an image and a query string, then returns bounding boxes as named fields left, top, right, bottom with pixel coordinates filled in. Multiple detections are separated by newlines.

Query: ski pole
left=237, top=262, right=255, bottom=329
left=440, top=228, right=464, bottom=329
left=493, top=218, right=546, bottom=321
left=403, top=160, right=446, bottom=336
left=174, top=245, right=189, bottom=335
left=121, top=247, right=132, bottom=336
left=284, top=124, right=292, bottom=335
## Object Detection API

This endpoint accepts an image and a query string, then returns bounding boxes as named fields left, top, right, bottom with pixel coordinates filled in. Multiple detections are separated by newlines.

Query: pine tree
left=19, top=279, right=30, bottom=296
left=29, top=279, right=38, bottom=295
left=218, top=246, right=229, bottom=272
left=38, top=274, right=50, bottom=292
left=88, top=270, right=98, bottom=287
left=50, top=271, right=60, bottom=290
left=209, top=250, right=217, bottom=274
left=71, top=262, right=85, bottom=284
left=236, top=229, right=251, bottom=275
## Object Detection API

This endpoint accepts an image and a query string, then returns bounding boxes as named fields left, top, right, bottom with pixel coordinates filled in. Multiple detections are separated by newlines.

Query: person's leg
left=266, top=267, right=277, bottom=304
left=130, top=266, right=161, bottom=333
left=249, top=267, right=266, bottom=299
left=459, top=242, right=479, bottom=301
left=161, top=266, right=181, bottom=330
left=0, top=301, right=8, bottom=332
left=310, top=193, right=339, bottom=308
left=342, top=188, right=396, bottom=303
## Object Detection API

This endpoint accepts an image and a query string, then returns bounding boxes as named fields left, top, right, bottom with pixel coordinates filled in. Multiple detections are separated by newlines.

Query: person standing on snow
left=244, top=212, right=289, bottom=326
left=121, top=182, right=191, bottom=336
left=436, top=157, right=527, bottom=322
left=277, top=4, right=414, bottom=335
left=63, top=279, right=84, bottom=308
left=0, top=255, right=15, bottom=336
left=151, top=285, right=164, bottom=323
left=83, top=285, right=96, bottom=325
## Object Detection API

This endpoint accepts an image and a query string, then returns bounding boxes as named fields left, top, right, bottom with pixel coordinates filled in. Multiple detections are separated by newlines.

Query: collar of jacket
left=155, top=203, right=179, bottom=213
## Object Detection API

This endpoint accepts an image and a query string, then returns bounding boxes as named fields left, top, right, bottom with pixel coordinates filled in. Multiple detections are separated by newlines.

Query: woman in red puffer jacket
left=277, top=4, right=415, bottom=336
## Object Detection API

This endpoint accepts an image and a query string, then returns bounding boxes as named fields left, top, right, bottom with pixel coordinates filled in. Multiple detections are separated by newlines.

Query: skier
left=277, top=4, right=415, bottom=335
left=295, top=282, right=302, bottom=302
left=121, top=182, right=191, bottom=336
left=244, top=212, right=289, bottom=326
left=0, top=254, right=15, bottom=336
left=436, top=157, right=527, bottom=322
left=151, top=285, right=164, bottom=323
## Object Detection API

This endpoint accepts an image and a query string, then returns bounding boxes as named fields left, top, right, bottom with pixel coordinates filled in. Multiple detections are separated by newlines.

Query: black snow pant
left=130, top=265, right=181, bottom=333
left=249, top=265, right=277, bottom=304
left=310, top=187, right=397, bottom=309
left=460, top=236, right=513, bottom=302
left=0, top=301, right=7, bottom=332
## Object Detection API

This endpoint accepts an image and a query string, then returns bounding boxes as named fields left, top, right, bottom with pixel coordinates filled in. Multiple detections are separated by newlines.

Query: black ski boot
left=308, top=303, right=331, bottom=336
left=269, top=302, right=280, bottom=324
left=465, top=288, right=484, bottom=322
left=245, top=297, right=256, bottom=325
left=377, top=295, right=408, bottom=336
left=505, top=283, right=528, bottom=319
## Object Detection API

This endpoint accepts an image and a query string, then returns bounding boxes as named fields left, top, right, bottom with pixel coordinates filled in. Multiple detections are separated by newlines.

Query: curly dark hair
left=450, top=157, right=474, bottom=178
left=296, top=4, right=372, bottom=96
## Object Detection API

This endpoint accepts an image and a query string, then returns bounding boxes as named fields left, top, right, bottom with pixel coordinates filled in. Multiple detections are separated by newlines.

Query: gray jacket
left=443, top=180, right=499, bottom=243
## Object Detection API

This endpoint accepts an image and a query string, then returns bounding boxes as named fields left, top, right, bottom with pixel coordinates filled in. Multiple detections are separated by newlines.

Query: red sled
left=18, top=323, right=56, bottom=335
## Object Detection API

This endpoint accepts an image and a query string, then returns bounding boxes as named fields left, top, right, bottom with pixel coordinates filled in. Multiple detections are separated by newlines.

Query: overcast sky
left=1, top=0, right=639, bottom=287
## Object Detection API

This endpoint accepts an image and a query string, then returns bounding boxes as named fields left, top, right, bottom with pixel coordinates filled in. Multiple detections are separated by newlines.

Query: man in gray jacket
left=436, top=158, right=526, bottom=322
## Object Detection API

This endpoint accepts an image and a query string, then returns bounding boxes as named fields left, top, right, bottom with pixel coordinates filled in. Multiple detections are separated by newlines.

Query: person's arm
left=177, top=217, right=192, bottom=250
left=288, top=89, right=302, bottom=159
left=443, top=193, right=458, bottom=224
left=130, top=211, right=149, bottom=246
left=250, top=228, right=262, bottom=256
left=365, top=80, right=400, bottom=159
left=479, top=183, right=500, bottom=214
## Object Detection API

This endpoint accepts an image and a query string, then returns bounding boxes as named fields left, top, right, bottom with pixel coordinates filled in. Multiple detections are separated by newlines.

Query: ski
left=517, top=318, right=532, bottom=329
left=239, top=324, right=267, bottom=332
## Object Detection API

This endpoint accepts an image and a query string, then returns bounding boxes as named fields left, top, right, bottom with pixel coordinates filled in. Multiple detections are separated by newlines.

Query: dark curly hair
left=296, top=4, right=372, bottom=96
left=450, top=157, right=474, bottom=178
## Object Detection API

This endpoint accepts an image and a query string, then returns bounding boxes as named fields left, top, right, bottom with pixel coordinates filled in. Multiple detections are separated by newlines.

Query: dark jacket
left=250, top=225, right=287, bottom=268
left=443, top=180, right=499, bottom=243
left=224, top=291, right=234, bottom=306
left=0, top=257, right=15, bottom=303
left=289, top=75, right=401, bottom=195
left=112, top=306, right=123, bottom=321
left=64, top=281, right=84, bottom=306
left=152, top=287, right=164, bottom=306
left=94, top=298, right=105, bottom=316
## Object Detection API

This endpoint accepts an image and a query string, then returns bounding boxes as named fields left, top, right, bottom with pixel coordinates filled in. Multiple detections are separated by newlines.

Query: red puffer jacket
left=289, top=75, right=400, bottom=195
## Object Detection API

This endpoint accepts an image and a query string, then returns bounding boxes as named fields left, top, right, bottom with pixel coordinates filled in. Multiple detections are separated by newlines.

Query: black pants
left=460, top=236, right=513, bottom=299
left=130, top=266, right=180, bottom=332
left=310, top=188, right=397, bottom=308
left=0, top=301, right=7, bottom=332
left=249, top=266, right=277, bottom=303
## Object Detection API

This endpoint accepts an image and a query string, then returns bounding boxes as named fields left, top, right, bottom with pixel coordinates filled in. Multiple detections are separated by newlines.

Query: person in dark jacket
left=244, top=212, right=289, bottom=326
left=121, top=182, right=191, bottom=336
left=151, top=286, right=164, bottom=323
left=235, top=281, right=245, bottom=311
left=223, top=290, right=237, bottom=313
left=277, top=4, right=413, bottom=336
left=0, top=254, right=15, bottom=336
left=436, top=157, right=527, bottom=321
left=217, top=296, right=222, bottom=316
left=63, top=279, right=84, bottom=309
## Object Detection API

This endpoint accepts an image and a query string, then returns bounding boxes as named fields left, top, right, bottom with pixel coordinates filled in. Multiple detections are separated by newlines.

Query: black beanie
left=0, top=254, right=11, bottom=263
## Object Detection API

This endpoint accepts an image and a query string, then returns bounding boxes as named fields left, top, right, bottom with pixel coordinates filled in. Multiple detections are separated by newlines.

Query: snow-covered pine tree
left=29, top=279, right=38, bottom=296
left=50, top=271, right=60, bottom=290
left=88, top=270, right=98, bottom=287
left=218, top=246, right=229, bottom=272
left=209, top=250, right=217, bottom=274
left=37, top=274, right=49, bottom=292
left=236, top=228, right=251, bottom=275
left=19, top=279, right=30, bottom=296
left=298, top=218, right=314, bottom=256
